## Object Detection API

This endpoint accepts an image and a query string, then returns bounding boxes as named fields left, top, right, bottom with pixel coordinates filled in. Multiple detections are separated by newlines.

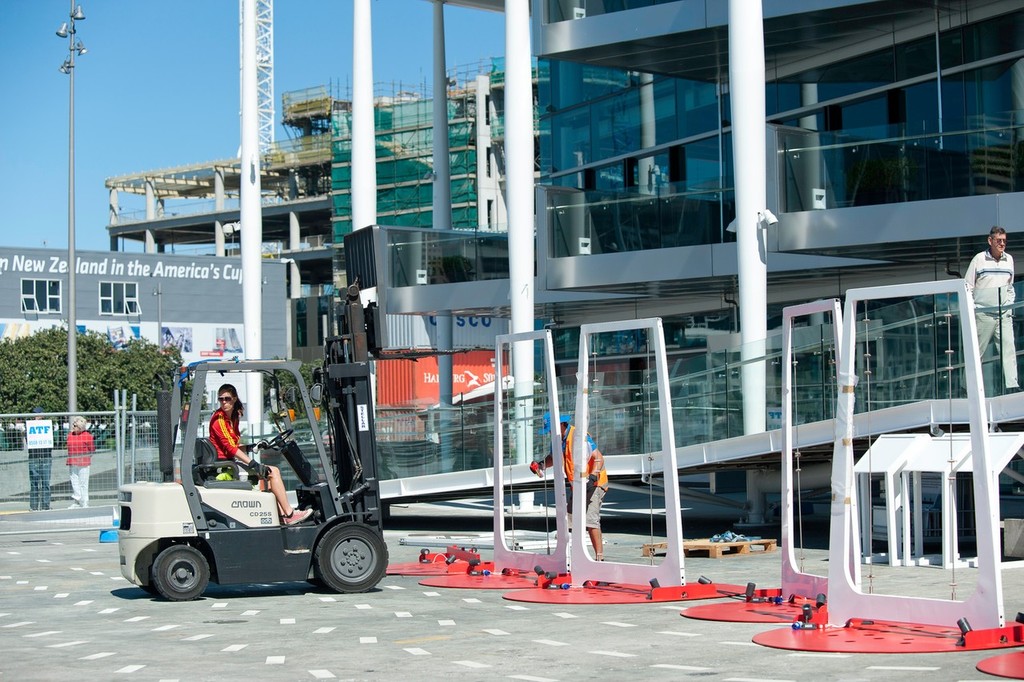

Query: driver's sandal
left=282, top=508, right=313, bottom=525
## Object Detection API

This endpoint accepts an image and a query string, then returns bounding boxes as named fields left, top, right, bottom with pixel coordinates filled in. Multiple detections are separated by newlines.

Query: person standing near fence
left=26, top=407, right=54, bottom=511
left=965, top=225, right=1019, bottom=392
left=66, top=416, right=95, bottom=508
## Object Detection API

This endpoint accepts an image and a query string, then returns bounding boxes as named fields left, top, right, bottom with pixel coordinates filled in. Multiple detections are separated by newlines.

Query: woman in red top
left=66, top=415, right=94, bottom=508
left=208, top=384, right=312, bottom=525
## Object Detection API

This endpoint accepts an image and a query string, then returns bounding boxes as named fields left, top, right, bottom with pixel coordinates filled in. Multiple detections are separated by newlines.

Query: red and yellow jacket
left=209, top=409, right=241, bottom=461
left=562, top=425, right=608, bottom=489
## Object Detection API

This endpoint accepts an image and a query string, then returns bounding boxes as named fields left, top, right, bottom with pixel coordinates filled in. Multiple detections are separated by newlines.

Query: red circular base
left=977, top=651, right=1024, bottom=679
left=684, top=599, right=805, bottom=623
left=419, top=571, right=545, bottom=590
left=754, top=619, right=1019, bottom=654
left=502, top=582, right=748, bottom=605
left=387, top=560, right=465, bottom=576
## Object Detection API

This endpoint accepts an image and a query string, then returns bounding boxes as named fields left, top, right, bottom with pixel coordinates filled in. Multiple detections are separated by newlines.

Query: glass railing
left=385, top=226, right=510, bottom=286
left=547, top=183, right=735, bottom=256
left=778, top=114, right=1024, bottom=212
left=373, top=288, right=1024, bottom=480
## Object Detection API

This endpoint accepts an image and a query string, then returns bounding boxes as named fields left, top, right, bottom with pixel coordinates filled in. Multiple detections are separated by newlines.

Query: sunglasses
left=218, top=396, right=234, bottom=403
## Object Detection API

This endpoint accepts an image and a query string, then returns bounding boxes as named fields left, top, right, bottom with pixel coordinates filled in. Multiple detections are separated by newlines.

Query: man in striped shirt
left=965, top=225, right=1018, bottom=391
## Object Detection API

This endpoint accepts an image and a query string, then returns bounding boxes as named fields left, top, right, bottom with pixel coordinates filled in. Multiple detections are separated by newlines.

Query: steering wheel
left=265, top=428, right=294, bottom=451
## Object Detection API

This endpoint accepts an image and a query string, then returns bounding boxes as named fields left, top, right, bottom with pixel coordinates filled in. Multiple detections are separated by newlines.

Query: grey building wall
left=0, top=248, right=287, bottom=362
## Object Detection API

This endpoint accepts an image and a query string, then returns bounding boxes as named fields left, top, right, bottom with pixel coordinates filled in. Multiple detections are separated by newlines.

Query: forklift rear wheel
left=314, top=523, right=388, bottom=593
left=151, top=545, right=210, bottom=601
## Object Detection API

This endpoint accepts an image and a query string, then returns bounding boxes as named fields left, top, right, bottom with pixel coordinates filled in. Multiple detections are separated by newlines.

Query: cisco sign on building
left=0, top=247, right=287, bottom=364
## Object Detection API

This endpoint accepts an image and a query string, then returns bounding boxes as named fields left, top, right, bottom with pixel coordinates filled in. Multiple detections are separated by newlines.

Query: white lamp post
left=57, top=2, right=86, bottom=413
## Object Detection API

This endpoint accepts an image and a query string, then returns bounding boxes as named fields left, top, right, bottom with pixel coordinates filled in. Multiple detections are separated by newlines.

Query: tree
left=0, top=327, right=182, bottom=413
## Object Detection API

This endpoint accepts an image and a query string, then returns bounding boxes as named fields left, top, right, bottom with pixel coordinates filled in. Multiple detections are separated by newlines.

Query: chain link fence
left=0, top=404, right=160, bottom=513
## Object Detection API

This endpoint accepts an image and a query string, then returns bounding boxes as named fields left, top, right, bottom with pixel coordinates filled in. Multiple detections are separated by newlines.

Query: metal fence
left=0, top=400, right=160, bottom=512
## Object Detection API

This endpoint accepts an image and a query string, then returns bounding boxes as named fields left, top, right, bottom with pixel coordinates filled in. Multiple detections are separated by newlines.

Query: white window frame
left=21, top=278, right=62, bottom=314
left=99, top=281, right=141, bottom=316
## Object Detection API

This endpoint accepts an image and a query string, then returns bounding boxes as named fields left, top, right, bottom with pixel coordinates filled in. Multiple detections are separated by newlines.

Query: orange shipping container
left=376, top=350, right=499, bottom=408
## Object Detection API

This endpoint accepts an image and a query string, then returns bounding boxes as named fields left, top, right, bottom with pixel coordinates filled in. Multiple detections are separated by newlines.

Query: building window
left=21, top=279, right=62, bottom=314
left=99, top=281, right=141, bottom=316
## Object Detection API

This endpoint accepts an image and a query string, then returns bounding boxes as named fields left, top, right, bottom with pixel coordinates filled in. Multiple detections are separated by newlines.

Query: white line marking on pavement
left=182, top=634, right=214, bottom=641
left=314, top=627, right=336, bottom=634
left=266, top=656, right=285, bottom=664
left=54, top=593, right=69, bottom=599
left=462, top=598, right=482, bottom=604
left=656, top=631, right=700, bottom=637
left=47, top=641, right=88, bottom=648
left=34, top=586, right=48, bottom=591
left=590, top=650, right=636, bottom=658
left=3, top=622, right=34, bottom=628
left=74, top=600, right=92, bottom=606
left=79, top=652, right=117, bottom=660
left=24, top=630, right=62, bottom=638
left=719, top=641, right=760, bottom=647
left=652, top=664, right=712, bottom=671
left=152, top=625, right=180, bottom=631
left=453, top=660, right=491, bottom=668
left=552, top=612, right=578, bottom=619
left=404, top=648, right=431, bottom=655
left=98, top=608, right=118, bottom=614
left=866, top=667, right=940, bottom=671
left=506, top=605, right=529, bottom=611
left=241, top=610, right=259, bottom=616
left=395, top=612, right=413, bottom=618
left=483, top=628, right=509, bottom=635
left=532, top=639, right=569, bottom=647
left=359, top=637, right=377, bottom=644
left=319, top=596, right=336, bottom=602
left=355, top=604, right=372, bottom=610
left=601, top=621, right=637, bottom=628
left=114, top=665, right=146, bottom=674
left=423, top=591, right=441, bottom=597
left=385, top=585, right=405, bottom=590
left=280, top=618, right=296, bottom=625
left=509, top=675, right=558, bottom=681
left=211, top=603, right=228, bottom=609
left=36, top=559, right=52, bottom=563
left=309, top=670, right=335, bottom=679
left=124, top=616, right=149, bottom=622
left=221, top=644, right=247, bottom=652
left=89, top=571, right=103, bottom=576
left=438, top=619, right=456, bottom=626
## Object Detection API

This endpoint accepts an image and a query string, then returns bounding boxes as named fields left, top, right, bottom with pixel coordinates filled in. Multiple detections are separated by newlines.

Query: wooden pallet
left=641, top=538, right=778, bottom=559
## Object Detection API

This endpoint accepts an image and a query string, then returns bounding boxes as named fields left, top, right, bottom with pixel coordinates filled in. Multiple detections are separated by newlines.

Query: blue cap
left=539, top=412, right=571, bottom=435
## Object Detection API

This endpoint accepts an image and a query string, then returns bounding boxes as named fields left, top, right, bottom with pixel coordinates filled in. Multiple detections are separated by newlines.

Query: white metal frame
left=781, top=298, right=851, bottom=597
left=828, top=279, right=1005, bottom=628
left=491, top=330, right=569, bottom=575
left=570, top=318, right=685, bottom=588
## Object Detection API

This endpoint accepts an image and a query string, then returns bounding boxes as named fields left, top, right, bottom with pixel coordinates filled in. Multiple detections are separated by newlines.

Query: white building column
left=144, top=179, right=156, bottom=253
left=729, top=0, right=768, bottom=522
left=214, top=167, right=227, bottom=256
left=108, top=188, right=118, bottom=226
left=433, top=0, right=456, bottom=420
left=638, top=72, right=656, bottom=194
left=241, top=0, right=264, bottom=412
left=351, top=0, right=377, bottom=233
left=288, top=211, right=301, bottom=299
left=506, top=0, right=536, bottom=510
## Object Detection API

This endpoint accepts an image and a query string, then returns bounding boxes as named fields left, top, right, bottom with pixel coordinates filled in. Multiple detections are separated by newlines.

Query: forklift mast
left=320, top=284, right=385, bottom=530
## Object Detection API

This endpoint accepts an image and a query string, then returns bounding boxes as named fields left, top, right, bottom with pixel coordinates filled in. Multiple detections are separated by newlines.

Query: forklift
left=118, top=287, right=389, bottom=600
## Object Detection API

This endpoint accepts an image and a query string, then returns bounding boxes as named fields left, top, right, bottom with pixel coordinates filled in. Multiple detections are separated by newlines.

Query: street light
left=57, top=2, right=86, bottom=413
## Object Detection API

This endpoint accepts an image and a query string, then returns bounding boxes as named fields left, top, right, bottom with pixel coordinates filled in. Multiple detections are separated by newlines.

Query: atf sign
left=26, top=419, right=55, bottom=450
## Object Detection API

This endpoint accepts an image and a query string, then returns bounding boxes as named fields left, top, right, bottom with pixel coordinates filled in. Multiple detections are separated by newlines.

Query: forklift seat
left=193, top=438, right=250, bottom=490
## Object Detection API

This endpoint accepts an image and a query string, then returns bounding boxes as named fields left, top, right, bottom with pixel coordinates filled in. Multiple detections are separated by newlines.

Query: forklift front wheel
left=314, top=523, right=388, bottom=593
left=151, top=544, right=210, bottom=601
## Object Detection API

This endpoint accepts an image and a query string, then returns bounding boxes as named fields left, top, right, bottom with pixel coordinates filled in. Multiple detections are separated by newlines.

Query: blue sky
left=0, top=1, right=505, bottom=252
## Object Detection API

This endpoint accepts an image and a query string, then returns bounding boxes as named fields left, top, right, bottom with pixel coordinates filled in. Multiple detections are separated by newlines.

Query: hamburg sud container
left=376, top=313, right=508, bottom=408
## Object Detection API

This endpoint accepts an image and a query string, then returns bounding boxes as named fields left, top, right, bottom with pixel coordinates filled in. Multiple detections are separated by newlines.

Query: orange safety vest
left=562, top=425, right=608, bottom=488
